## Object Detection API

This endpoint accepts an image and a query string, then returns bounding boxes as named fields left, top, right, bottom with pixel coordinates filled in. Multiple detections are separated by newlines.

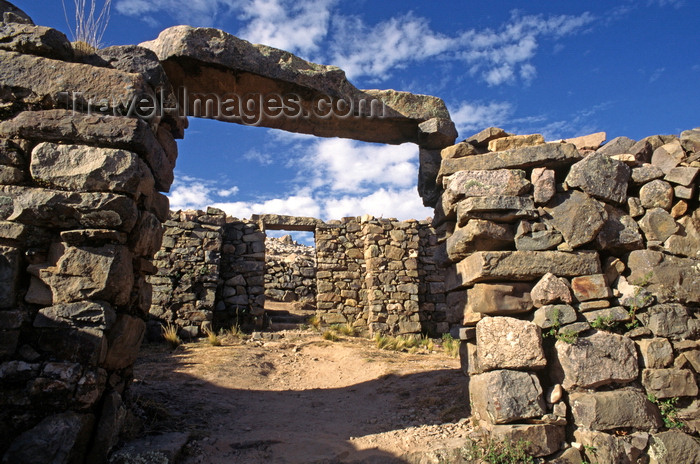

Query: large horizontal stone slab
left=642, top=368, right=699, bottom=399
left=438, top=142, right=581, bottom=183
left=570, top=389, right=662, bottom=431
left=449, top=250, right=601, bottom=287
left=552, top=331, right=638, bottom=389
left=445, top=219, right=514, bottom=262
left=253, top=214, right=324, bottom=232
left=140, top=25, right=452, bottom=145
left=456, top=196, right=537, bottom=224
left=443, top=169, right=530, bottom=199
left=466, top=283, right=533, bottom=316
left=5, top=186, right=138, bottom=232
left=470, top=369, right=545, bottom=424
left=0, top=110, right=173, bottom=191
left=627, top=250, right=700, bottom=304
left=0, top=22, right=73, bottom=60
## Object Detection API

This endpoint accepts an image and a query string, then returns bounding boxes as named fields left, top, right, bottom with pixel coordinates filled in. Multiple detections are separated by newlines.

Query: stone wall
left=264, top=235, right=316, bottom=303
left=432, top=128, right=700, bottom=462
left=0, top=6, right=182, bottom=461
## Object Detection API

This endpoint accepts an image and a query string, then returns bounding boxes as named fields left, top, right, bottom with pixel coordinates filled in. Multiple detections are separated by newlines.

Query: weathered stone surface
left=456, top=196, right=536, bottom=224
left=440, top=141, right=477, bottom=159
left=640, top=179, right=674, bottom=210
left=476, top=317, right=545, bottom=370
left=254, top=214, right=325, bottom=232
left=570, top=389, right=662, bottom=431
left=595, top=204, right=644, bottom=252
left=31, top=143, right=155, bottom=197
left=565, top=152, right=630, bottom=204
left=564, top=132, right=606, bottom=150
left=102, top=314, right=146, bottom=370
left=39, top=245, right=134, bottom=306
left=570, top=274, right=611, bottom=302
left=0, top=245, right=20, bottom=308
left=628, top=196, right=644, bottom=217
left=450, top=250, right=600, bottom=288
left=487, top=133, right=545, bottom=152
left=86, top=391, right=126, bottom=462
left=0, top=110, right=174, bottom=191
left=467, top=283, right=534, bottom=316
left=129, top=211, right=164, bottom=257
left=596, top=136, right=636, bottom=157
left=443, top=169, right=530, bottom=199
left=490, top=423, right=565, bottom=457
left=417, top=147, right=441, bottom=207
left=680, top=128, right=700, bottom=154
left=140, top=25, right=450, bottom=145
left=96, top=44, right=170, bottom=91
left=514, top=225, right=563, bottom=251
left=2, top=411, right=95, bottom=464
left=60, top=229, right=127, bottom=247
left=446, top=290, right=482, bottom=326
left=531, top=273, right=572, bottom=307
left=575, top=429, right=650, bottom=464
left=639, top=207, right=678, bottom=242
left=553, top=331, right=638, bottom=389
left=651, top=140, right=685, bottom=174
left=6, top=186, right=138, bottom=232
left=438, top=143, right=581, bottom=182
left=470, top=369, right=545, bottom=424
left=532, top=304, right=577, bottom=329
left=648, top=430, right=700, bottom=464
left=418, top=117, right=457, bottom=149
left=664, top=212, right=700, bottom=259
left=636, top=338, right=674, bottom=368
left=0, top=22, right=72, bottom=60
left=582, top=306, right=631, bottom=324
left=464, top=127, right=509, bottom=146
left=642, top=368, right=698, bottom=398
left=34, top=301, right=116, bottom=331
left=543, top=191, right=606, bottom=247
left=673, top=184, right=694, bottom=199
left=665, top=166, right=699, bottom=186
left=531, top=167, right=556, bottom=204
left=632, top=163, right=665, bottom=184
left=0, top=164, right=24, bottom=184
left=0, top=0, right=34, bottom=24
left=638, top=303, right=699, bottom=340
left=445, top=220, right=514, bottom=262
left=628, top=250, right=700, bottom=304
left=548, top=447, right=583, bottom=464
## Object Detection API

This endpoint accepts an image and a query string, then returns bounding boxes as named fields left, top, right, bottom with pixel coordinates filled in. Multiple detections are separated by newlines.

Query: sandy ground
left=123, top=327, right=473, bottom=464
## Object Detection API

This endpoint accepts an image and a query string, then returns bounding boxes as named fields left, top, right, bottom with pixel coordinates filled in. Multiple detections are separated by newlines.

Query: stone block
left=565, top=152, right=630, bottom=204
left=564, top=131, right=606, bottom=150
left=642, top=368, right=698, bottom=399
left=640, top=179, right=674, bottom=210
left=639, top=208, right=679, bottom=243
left=648, top=430, right=700, bottom=464
left=450, top=250, right=600, bottom=287
left=637, top=303, right=699, bottom=339
left=552, top=331, right=638, bottom=389
left=651, top=140, right=684, bottom=174
left=456, top=196, right=536, bottom=224
left=570, top=389, right=662, bottom=431
left=532, top=304, right=577, bottom=329
left=490, top=423, right=565, bottom=457
left=440, top=141, right=477, bottom=159
left=530, top=273, right=572, bottom=307
left=463, top=126, right=508, bottom=146
left=476, top=316, right=546, bottom=371
left=417, top=117, right=457, bottom=149
left=543, top=191, right=606, bottom=248
left=596, top=136, right=636, bottom=157
left=582, top=306, right=631, bottom=324
left=469, top=369, right=545, bottom=424
left=570, top=274, right=611, bottom=302
left=0, top=22, right=73, bottom=59
left=103, top=314, right=146, bottom=370
left=488, top=133, right=547, bottom=152
left=574, top=429, right=650, bottom=464
left=632, top=163, right=664, bottom=184
left=531, top=167, right=556, bottom=204
left=34, top=301, right=116, bottom=331
left=0, top=245, right=20, bottom=308
left=628, top=251, right=700, bottom=304
left=595, top=204, right=644, bottom=252
left=664, top=213, right=700, bottom=259
left=438, top=142, right=581, bottom=183
left=466, top=283, right=534, bottom=316
left=636, top=338, right=674, bottom=368
left=445, top=219, right=514, bottom=262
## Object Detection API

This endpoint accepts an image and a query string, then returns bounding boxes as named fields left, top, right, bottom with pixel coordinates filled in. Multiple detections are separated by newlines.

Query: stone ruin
left=0, top=1, right=698, bottom=462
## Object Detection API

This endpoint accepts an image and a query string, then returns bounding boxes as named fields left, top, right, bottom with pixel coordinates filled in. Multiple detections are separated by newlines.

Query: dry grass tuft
left=62, top=0, right=112, bottom=50
left=161, top=323, right=181, bottom=349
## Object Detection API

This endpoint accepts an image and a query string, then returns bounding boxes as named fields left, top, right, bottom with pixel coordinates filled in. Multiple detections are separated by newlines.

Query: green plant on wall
left=542, top=306, right=578, bottom=344
left=648, top=394, right=684, bottom=429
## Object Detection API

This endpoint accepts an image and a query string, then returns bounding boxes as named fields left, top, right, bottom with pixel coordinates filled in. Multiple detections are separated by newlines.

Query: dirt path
left=122, top=328, right=472, bottom=463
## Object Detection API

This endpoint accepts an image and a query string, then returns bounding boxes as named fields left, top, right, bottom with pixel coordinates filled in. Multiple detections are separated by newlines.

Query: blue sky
left=18, top=0, right=700, bottom=225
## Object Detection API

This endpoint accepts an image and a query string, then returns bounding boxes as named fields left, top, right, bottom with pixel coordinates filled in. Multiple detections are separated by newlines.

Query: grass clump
left=204, top=328, right=221, bottom=346
left=441, top=334, right=459, bottom=358
left=161, top=323, right=181, bottom=349
left=62, top=0, right=112, bottom=51
left=333, top=323, right=358, bottom=337
left=461, top=436, right=535, bottom=464
left=648, top=394, right=684, bottom=429
left=374, top=333, right=435, bottom=354
left=322, top=330, right=339, bottom=341
left=307, top=315, right=322, bottom=331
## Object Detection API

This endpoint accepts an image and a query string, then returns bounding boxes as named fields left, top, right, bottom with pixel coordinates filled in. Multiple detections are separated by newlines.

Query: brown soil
left=124, top=322, right=473, bottom=463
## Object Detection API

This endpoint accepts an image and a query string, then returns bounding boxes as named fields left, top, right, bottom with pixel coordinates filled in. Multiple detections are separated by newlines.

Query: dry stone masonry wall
left=264, top=235, right=316, bottom=303
left=431, top=127, right=700, bottom=462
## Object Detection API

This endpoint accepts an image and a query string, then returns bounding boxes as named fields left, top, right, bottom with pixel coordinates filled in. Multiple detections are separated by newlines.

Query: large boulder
left=648, top=431, right=700, bottom=464
left=565, top=152, right=630, bottom=204
left=543, top=191, right=607, bottom=248
left=627, top=250, right=700, bottom=304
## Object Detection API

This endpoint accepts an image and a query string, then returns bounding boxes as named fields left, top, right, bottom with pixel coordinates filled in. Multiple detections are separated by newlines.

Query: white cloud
left=649, top=67, right=666, bottom=83
left=449, top=101, right=514, bottom=135
left=243, top=149, right=274, bottom=165
left=213, top=194, right=321, bottom=218
left=322, top=188, right=432, bottom=221
left=235, top=0, right=335, bottom=56
left=648, top=0, right=685, bottom=8
left=168, top=175, right=239, bottom=211
left=217, top=186, right=240, bottom=196
left=303, top=139, right=417, bottom=193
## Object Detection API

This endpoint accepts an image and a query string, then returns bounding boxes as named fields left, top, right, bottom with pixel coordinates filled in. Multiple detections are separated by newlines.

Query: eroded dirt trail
left=127, top=330, right=471, bottom=463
